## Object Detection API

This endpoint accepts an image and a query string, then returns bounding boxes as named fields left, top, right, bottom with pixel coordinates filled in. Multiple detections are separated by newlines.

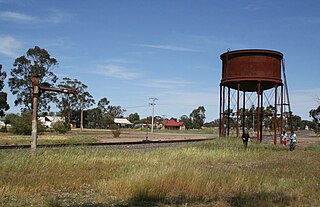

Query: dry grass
left=0, top=138, right=319, bottom=206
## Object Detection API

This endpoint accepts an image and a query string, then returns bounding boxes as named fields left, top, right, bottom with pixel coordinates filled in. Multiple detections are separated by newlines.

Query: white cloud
left=0, top=36, right=22, bottom=58
left=47, top=9, right=73, bottom=24
left=136, top=44, right=200, bottom=52
left=94, top=65, right=140, bottom=80
left=0, top=11, right=36, bottom=22
left=142, top=79, right=192, bottom=89
left=0, top=9, right=72, bottom=24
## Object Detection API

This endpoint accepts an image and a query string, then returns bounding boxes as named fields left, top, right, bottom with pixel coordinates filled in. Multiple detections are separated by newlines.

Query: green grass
left=0, top=138, right=319, bottom=206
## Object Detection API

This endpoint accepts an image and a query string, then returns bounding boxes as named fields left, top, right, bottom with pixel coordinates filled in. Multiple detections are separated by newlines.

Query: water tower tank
left=220, top=49, right=283, bottom=92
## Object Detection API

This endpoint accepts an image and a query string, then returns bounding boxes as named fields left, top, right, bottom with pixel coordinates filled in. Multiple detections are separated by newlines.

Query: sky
left=0, top=0, right=320, bottom=122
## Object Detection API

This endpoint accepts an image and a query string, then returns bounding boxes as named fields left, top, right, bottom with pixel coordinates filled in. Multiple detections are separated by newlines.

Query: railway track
left=0, top=138, right=213, bottom=150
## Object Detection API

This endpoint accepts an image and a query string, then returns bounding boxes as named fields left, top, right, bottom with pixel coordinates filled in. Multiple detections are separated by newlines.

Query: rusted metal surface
left=220, top=49, right=283, bottom=92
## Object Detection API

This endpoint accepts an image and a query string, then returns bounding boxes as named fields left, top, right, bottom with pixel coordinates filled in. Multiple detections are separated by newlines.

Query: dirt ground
left=92, top=131, right=215, bottom=143
left=79, top=129, right=320, bottom=148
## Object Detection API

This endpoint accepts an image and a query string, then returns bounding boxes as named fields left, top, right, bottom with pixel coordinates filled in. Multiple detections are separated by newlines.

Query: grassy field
left=0, top=138, right=319, bottom=206
left=0, top=132, right=99, bottom=145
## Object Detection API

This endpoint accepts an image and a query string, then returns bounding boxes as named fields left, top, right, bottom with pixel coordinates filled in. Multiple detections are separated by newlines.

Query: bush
left=9, top=113, right=46, bottom=135
left=112, top=129, right=121, bottom=138
left=52, top=121, right=69, bottom=133
left=110, top=124, right=121, bottom=138
left=10, top=113, right=32, bottom=135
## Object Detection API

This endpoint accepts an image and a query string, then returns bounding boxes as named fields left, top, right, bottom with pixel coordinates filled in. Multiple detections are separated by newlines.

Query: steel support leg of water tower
left=274, top=85, right=278, bottom=145
left=221, top=85, right=225, bottom=137
left=227, top=87, right=231, bottom=136
left=219, top=84, right=222, bottom=137
left=242, top=91, right=246, bottom=134
left=236, top=83, right=240, bottom=137
left=257, top=82, right=261, bottom=143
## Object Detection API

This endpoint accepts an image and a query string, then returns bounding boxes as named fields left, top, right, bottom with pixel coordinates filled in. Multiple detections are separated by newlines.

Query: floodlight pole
left=31, top=76, right=76, bottom=149
left=149, top=97, right=158, bottom=133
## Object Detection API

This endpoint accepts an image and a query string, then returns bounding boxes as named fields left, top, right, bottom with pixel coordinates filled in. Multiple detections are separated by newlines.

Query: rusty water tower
left=219, top=49, right=292, bottom=144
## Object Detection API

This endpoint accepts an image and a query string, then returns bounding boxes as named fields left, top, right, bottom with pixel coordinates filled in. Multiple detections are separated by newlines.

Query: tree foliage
left=190, top=106, right=206, bottom=129
left=84, top=97, right=126, bottom=129
left=9, top=112, right=45, bottom=135
left=8, top=46, right=58, bottom=112
left=179, top=115, right=192, bottom=129
left=310, top=105, right=320, bottom=133
left=128, top=112, right=140, bottom=124
left=57, top=77, right=94, bottom=128
left=0, top=64, right=10, bottom=117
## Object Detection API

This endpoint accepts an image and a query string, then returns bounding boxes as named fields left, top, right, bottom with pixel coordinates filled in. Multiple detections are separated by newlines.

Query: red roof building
left=162, top=120, right=184, bottom=130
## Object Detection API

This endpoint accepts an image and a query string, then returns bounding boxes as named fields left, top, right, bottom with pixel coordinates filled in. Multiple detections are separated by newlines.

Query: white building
left=114, top=118, right=132, bottom=128
left=39, top=116, right=64, bottom=128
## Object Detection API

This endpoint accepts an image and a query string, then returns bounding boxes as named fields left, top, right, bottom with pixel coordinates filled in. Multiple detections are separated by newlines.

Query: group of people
left=241, top=129, right=297, bottom=151
left=280, top=130, right=297, bottom=151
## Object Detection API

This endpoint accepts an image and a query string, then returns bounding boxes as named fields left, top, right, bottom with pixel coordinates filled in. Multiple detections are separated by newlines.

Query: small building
left=162, top=120, right=184, bottom=130
left=39, top=116, right=64, bottom=128
left=114, top=118, right=133, bottom=128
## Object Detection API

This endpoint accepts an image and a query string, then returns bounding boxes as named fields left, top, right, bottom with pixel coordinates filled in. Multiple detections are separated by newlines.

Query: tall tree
left=0, top=64, right=10, bottom=117
left=8, top=46, right=58, bottom=112
left=97, top=97, right=110, bottom=113
left=310, top=105, right=320, bottom=133
left=179, top=115, right=192, bottom=129
left=108, top=105, right=125, bottom=118
left=190, top=106, right=206, bottom=129
left=57, top=77, right=95, bottom=128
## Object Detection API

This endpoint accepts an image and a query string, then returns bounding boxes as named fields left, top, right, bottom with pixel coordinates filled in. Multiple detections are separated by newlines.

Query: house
left=114, top=118, right=133, bottom=128
left=39, top=116, right=64, bottom=128
left=162, top=119, right=184, bottom=130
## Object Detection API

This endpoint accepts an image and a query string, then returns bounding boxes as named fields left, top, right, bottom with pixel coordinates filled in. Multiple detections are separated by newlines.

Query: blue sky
left=0, top=0, right=320, bottom=121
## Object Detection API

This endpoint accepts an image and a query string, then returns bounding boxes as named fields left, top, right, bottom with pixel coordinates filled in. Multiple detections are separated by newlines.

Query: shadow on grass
left=228, top=191, right=293, bottom=207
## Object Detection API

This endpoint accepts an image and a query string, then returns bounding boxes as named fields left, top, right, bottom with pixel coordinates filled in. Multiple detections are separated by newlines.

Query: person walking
left=289, top=131, right=297, bottom=151
left=281, top=131, right=288, bottom=146
left=242, top=129, right=250, bottom=150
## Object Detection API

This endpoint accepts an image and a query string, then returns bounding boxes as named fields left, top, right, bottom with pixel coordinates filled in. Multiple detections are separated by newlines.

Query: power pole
left=149, top=97, right=158, bottom=133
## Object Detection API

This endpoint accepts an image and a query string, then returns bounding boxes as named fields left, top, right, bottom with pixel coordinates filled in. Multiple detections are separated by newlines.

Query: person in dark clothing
left=242, top=129, right=250, bottom=150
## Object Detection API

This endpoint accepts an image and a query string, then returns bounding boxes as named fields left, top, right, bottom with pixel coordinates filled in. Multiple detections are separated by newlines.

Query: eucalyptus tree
left=0, top=64, right=10, bottom=117
left=8, top=46, right=58, bottom=112
left=57, top=77, right=95, bottom=129
left=190, top=106, right=206, bottom=129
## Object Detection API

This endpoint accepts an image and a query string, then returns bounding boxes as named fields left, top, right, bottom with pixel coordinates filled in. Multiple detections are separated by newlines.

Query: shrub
left=10, top=112, right=32, bottom=135
left=52, top=121, right=69, bottom=133
left=9, top=113, right=46, bottom=135
left=112, top=129, right=121, bottom=138
left=110, top=124, right=121, bottom=138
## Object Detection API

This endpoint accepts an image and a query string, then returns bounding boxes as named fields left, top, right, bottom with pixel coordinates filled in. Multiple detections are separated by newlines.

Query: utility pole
left=149, top=97, right=158, bottom=133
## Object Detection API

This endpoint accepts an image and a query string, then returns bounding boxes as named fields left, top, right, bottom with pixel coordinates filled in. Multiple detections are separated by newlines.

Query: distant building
left=39, top=116, right=64, bottom=128
left=0, top=120, right=5, bottom=128
left=114, top=118, right=133, bottom=128
left=162, top=120, right=184, bottom=130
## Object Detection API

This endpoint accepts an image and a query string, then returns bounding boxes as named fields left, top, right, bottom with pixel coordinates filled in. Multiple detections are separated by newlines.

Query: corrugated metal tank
left=220, top=49, right=283, bottom=91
